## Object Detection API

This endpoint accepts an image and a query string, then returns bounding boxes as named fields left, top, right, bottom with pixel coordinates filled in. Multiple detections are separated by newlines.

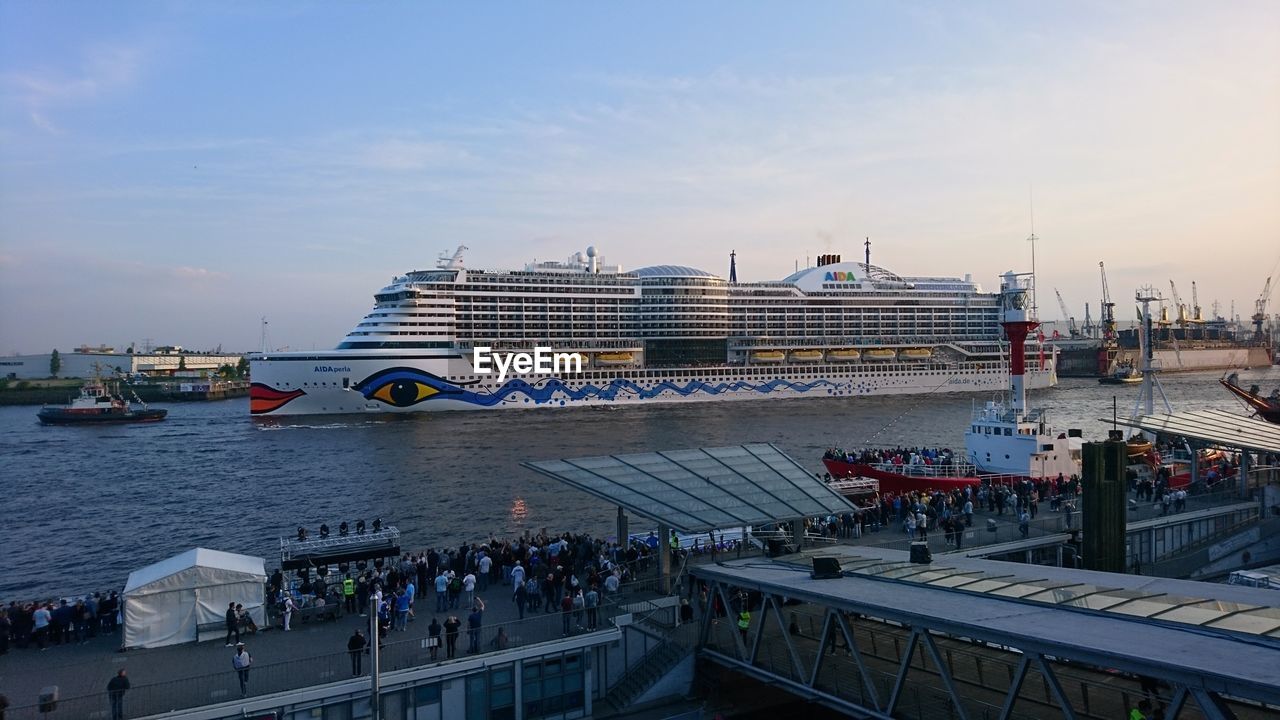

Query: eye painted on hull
left=370, top=380, right=438, bottom=406
left=352, top=367, right=460, bottom=408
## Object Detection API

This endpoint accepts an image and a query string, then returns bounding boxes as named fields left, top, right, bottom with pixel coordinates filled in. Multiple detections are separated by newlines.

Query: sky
left=1, top=1, right=1277, bottom=354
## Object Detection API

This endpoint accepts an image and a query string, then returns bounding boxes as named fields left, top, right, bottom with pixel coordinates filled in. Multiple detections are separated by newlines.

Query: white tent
left=122, top=548, right=267, bottom=649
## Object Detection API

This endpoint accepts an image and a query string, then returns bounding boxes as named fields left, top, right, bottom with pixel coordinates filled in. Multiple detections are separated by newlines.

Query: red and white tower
left=1000, top=271, right=1038, bottom=416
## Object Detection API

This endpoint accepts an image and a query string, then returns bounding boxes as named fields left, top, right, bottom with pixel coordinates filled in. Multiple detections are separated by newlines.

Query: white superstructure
left=250, top=247, right=1057, bottom=415
left=964, top=272, right=1081, bottom=479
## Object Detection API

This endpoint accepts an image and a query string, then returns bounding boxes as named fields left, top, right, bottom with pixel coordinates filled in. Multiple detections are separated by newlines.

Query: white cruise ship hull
left=250, top=353, right=1056, bottom=415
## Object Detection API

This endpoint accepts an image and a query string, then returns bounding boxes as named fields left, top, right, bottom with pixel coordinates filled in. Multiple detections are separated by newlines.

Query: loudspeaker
left=909, top=542, right=932, bottom=564
left=811, top=556, right=843, bottom=579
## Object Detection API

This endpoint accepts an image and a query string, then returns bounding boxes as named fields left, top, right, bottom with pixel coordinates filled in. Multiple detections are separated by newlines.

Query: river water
left=4, top=366, right=1277, bottom=600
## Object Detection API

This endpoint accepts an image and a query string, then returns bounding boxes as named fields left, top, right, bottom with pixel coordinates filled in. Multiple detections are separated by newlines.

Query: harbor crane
left=1168, top=280, right=1189, bottom=334
left=1054, top=289, right=1080, bottom=338
left=1100, top=262, right=1117, bottom=344
left=1166, top=280, right=1186, bottom=367
left=1190, top=281, right=1205, bottom=339
left=1082, top=302, right=1096, bottom=338
left=1254, top=276, right=1273, bottom=343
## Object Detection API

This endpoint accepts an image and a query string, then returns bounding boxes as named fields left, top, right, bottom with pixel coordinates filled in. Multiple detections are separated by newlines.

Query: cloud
left=3, top=44, right=144, bottom=131
left=172, top=266, right=228, bottom=281
left=28, top=111, right=59, bottom=134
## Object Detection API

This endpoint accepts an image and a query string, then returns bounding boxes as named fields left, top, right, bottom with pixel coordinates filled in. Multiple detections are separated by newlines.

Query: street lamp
left=370, top=588, right=381, bottom=719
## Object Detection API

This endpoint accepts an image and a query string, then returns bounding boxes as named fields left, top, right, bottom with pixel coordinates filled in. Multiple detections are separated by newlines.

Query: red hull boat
left=822, top=458, right=989, bottom=495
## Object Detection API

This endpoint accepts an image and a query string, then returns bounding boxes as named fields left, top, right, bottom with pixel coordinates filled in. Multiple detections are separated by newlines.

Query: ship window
left=1004, top=428, right=1012, bottom=436
left=342, top=378, right=350, bottom=389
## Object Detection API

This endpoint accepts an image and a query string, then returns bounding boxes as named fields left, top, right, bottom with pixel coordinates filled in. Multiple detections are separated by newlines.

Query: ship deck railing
left=861, top=461, right=981, bottom=479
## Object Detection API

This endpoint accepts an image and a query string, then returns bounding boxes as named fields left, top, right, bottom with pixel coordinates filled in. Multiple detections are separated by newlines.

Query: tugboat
left=823, top=271, right=1082, bottom=492
left=1098, top=361, right=1142, bottom=385
left=38, top=379, right=167, bottom=425
left=1221, top=373, right=1280, bottom=424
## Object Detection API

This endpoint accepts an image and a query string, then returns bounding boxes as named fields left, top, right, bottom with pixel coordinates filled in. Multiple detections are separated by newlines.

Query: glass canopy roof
left=1111, top=408, right=1280, bottom=453
left=814, top=553, right=1280, bottom=640
left=523, top=443, right=856, bottom=533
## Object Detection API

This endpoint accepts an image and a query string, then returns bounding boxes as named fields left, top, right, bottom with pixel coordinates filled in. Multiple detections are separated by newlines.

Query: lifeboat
left=790, top=350, right=823, bottom=362
left=827, top=349, right=861, bottom=362
left=1126, top=436, right=1153, bottom=457
left=863, top=348, right=897, bottom=361
left=751, top=350, right=786, bottom=363
left=900, top=348, right=933, bottom=360
left=594, top=352, right=634, bottom=366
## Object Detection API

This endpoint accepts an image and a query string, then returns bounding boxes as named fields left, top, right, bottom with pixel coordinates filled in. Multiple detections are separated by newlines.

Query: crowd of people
left=824, top=446, right=964, bottom=470
left=804, top=473, right=1083, bottom=548
left=258, top=527, right=669, bottom=672
left=1, top=590, right=122, bottom=652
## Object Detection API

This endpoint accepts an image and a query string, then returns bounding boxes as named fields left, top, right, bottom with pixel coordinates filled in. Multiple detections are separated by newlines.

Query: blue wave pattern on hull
left=351, top=366, right=849, bottom=408
left=479, top=376, right=844, bottom=406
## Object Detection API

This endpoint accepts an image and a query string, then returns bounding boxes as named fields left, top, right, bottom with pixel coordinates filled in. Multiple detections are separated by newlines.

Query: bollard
left=38, top=686, right=58, bottom=713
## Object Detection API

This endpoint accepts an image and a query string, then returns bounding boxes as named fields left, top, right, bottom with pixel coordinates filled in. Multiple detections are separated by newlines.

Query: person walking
left=232, top=643, right=252, bottom=697
left=347, top=630, right=366, bottom=676
left=514, top=581, right=527, bottom=620
left=737, top=608, right=751, bottom=646
left=282, top=595, right=296, bottom=632
left=106, top=669, right=130, bottom=720
left=224, top=602, right=240, bottom=646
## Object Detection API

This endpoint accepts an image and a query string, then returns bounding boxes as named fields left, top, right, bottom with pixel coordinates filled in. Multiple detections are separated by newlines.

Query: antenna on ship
left=729, top=250, right=738, bottom=283
left=1027, top=186, right=1039, bottom=317
left=864, top=237, right=871, bottom=273
left=260, top=317, right=269, bottom=353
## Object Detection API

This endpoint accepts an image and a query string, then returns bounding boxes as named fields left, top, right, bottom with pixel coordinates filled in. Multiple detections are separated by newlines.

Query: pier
left=4, top=442, right=1278, bottom=719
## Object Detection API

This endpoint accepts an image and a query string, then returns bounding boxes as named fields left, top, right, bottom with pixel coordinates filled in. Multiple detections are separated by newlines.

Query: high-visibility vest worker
left=343, top=578, right=355, bottom=596
left=737, top=611, right=750, bottom=631
left=670, top=532, right=680, bottom=551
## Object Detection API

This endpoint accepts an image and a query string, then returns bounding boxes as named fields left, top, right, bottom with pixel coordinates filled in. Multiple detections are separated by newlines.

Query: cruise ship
left=249, top=246, right=1057, bottom=415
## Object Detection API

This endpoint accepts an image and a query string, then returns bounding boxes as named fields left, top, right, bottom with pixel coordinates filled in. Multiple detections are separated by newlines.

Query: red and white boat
left=823, top=272, right=1082, bottom=494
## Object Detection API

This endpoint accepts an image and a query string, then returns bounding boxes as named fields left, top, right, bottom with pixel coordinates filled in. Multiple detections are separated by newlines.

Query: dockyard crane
left=1164, top=281, right=1186, bottom=368
left=1190, top=281, right=1205, bottom=340
left=1082, top=302, right=1096, bottom=339
left=1169, top=280, right=1189, bottom=335
left=1054, top=289, right=1080, bottom=338
left=1100, top=262, right=1117, bottom=345
left=1254, top=276, right=1273, bottom=343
